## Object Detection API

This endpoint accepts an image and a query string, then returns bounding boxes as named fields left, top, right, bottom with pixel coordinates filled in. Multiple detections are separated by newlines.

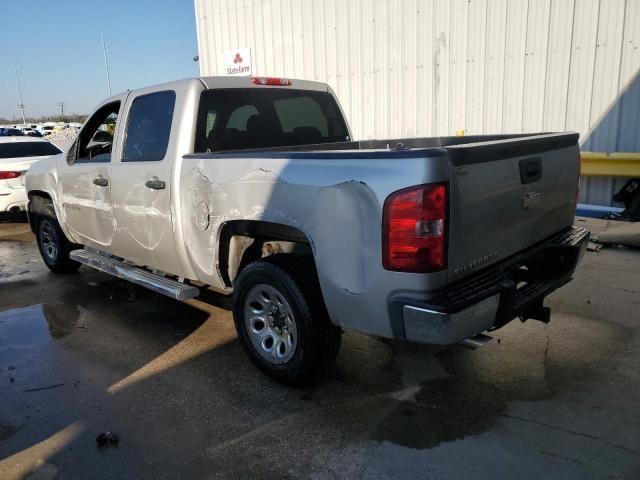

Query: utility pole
left=58, top=102, right=66, bottom=122
left=102, top=33, right=112, bottom=96
left=13, top=58, right=26, bottom=125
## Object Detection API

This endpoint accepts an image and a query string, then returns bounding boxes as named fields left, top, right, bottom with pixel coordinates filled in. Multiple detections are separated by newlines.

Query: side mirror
left=67, top=139, right=80, bottom=165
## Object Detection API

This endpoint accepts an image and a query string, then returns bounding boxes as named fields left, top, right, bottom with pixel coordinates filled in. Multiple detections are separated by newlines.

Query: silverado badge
left=453, top=252, right=500, bottom=275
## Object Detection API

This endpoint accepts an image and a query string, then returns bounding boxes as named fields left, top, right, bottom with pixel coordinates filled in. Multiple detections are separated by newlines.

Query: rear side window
left=194, top=88, right=349, bottom=152
left=123, top=91, right=176, bottom=162
left=0, top=142, right=62, bottom=159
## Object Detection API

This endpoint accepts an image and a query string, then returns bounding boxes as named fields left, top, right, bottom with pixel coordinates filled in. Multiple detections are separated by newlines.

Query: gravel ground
left=45, top=129, right=77, bottom=152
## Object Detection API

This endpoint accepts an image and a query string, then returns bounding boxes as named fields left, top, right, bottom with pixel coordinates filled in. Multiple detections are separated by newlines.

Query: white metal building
left=194, top=0, right=640, bottom=204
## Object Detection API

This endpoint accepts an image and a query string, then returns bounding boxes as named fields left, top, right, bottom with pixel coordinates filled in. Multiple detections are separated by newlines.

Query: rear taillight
left=383, top=183, right=447, bottom=273
left=251, top=77, right=292, bottom=86
left=0, top=171, right=22, bottom=180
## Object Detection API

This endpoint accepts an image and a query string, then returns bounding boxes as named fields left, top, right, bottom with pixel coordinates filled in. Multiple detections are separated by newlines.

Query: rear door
left=446, top=133, right=580, bottom=282
left=58, top=101, right=121, bottom=249
left=109, top=88, right=184, bottom=276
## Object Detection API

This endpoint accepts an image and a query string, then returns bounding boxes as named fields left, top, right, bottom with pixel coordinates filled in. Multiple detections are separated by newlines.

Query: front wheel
left=36, top=215, right=80, bottom=273
left=232, top=254, right=341, bottom=384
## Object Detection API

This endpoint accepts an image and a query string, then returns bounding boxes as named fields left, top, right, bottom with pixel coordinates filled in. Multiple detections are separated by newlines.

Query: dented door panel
left=108, top=85, right=187, bottom=277
left=58, top=164, right=114, bottom=249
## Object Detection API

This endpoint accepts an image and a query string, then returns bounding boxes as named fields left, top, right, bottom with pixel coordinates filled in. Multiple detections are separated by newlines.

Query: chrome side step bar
left=70, top=249, right=200, bottom=301
left=459, top=333, right=493, bottom=350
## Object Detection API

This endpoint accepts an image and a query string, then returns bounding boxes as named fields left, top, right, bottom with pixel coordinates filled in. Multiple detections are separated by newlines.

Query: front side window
left=74, top=102, right=120, bottom=164
left=122, top=91, right=176, bottom=162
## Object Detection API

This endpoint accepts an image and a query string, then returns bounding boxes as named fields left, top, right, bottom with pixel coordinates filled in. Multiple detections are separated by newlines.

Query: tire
left=36, top=213, right=80, bottom=274
left=232, top=254, right=342, bottom=385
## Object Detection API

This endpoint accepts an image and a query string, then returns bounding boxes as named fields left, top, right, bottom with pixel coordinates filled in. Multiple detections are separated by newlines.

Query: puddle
left=41, top=304, right=81, bottom=339
left=0, top=304, right=81, bottom=364
left=372, top=375, right=509, bottom=449
left=365, top=315, right=634, bottom=450
left=0, top=279, right=38, bottom=289
left=0, top=421, right=20, bottom=442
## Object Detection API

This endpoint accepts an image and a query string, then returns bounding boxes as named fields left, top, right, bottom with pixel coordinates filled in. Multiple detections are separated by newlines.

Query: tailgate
left=446, top=133, right=580, bottom=282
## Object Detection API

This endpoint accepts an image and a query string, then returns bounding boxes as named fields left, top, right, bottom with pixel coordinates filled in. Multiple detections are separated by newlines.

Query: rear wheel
left=232, top=254, right=341, bottom=384
left=36, top=214, right=80, bottom=273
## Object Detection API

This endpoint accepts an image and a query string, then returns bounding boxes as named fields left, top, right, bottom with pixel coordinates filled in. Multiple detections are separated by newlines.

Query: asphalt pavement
left=0, top=221, right=639, bottom=479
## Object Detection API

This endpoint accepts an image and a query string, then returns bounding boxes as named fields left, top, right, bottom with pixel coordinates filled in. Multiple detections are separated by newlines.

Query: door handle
left=93, top=177, right=109, bottom=187
left=145, top=179, right=166, bottom=190
left=519, top=157, right=542, bottom=184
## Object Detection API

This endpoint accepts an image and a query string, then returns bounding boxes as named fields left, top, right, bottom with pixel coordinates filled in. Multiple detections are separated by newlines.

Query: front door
left=109, top=88, right=184, bottom=277
left=58, top=100, right=122, bottom=250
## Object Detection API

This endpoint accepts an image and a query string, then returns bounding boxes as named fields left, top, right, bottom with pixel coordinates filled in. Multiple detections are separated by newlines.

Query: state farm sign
left=224, top=47, right=252, bottom=76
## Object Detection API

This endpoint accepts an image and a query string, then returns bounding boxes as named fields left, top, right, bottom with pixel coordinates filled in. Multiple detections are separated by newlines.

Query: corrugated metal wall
left=194, top=0, right=640, bottom=205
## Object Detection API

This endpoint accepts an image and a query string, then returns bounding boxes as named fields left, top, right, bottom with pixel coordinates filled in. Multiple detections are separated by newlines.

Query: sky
left=0, top=0, right=199, bottom=119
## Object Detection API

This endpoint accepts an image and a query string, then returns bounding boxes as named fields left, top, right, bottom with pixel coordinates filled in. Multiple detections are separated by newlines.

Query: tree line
left=0, top=113, right=88, bottom=125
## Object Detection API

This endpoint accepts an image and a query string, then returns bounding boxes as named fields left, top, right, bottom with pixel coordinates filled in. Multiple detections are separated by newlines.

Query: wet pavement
left=0, top=222, right=639, bottom=479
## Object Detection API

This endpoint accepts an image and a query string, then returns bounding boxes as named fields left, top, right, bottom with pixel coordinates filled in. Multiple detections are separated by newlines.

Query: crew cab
left=25, top=76, right=588, bottom=383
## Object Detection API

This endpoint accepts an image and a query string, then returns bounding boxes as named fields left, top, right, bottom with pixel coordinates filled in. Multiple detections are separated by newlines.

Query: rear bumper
left=401, top=226, right=590, bottom=345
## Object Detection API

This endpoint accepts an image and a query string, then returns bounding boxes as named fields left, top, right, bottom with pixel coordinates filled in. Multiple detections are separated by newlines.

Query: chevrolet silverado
left=25, top=76, right=589, bottom=383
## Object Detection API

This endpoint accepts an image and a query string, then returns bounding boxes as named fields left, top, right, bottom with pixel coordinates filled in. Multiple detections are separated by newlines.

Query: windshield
left=0, top=141, right=62, bottom=159
left=194, top=88, right=350, bottom=152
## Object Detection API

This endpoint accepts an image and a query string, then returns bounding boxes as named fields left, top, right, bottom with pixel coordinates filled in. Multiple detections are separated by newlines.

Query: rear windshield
left=0, top=141, right=62, bottom=159
left=194, top=88, right=350, bottom=152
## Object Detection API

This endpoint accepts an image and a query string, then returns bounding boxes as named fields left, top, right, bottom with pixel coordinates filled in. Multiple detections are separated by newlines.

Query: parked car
left=25, top=76, right=588, bottom=383
left=22, top=128, right=43, bottom=137
left=0, top=137, right=62, bottom=216
left=0, top=128, right=25, bottom=136
left=41, top=125, right=56, bottom=136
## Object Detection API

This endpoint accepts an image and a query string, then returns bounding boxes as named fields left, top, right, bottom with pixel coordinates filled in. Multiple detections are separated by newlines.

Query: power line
left=57, top=102, right=66, bottom=122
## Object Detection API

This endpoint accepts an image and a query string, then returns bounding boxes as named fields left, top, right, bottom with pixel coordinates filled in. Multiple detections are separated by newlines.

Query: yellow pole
left=580, top=152, right=640, bottom=177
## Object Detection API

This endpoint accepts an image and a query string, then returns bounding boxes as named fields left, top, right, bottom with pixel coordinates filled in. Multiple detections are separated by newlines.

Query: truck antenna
left=102, top=33, right=112, bottom=96
left=13, top=58, right=27, bottom=125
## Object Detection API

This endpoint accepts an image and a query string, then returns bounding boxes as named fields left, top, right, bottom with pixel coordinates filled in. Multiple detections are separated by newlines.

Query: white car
left=41, top=125, right=56, bottom=136
left=0, top=137, right=62, bottom=215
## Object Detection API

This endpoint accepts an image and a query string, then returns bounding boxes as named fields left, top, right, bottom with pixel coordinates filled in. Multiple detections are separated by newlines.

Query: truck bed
left=203, top=132, right=571, bottom=157
left=185, top=131, right=580, bottom=286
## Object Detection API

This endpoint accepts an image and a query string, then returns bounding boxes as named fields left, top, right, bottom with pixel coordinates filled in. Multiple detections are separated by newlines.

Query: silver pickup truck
left=25, top=76, right=588, bottom=383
